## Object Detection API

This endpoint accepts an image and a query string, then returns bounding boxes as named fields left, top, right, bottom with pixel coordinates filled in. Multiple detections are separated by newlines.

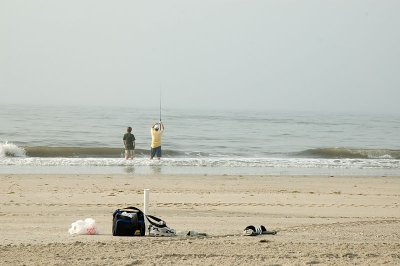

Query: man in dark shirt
left=123, top=126, right=136, bottom=159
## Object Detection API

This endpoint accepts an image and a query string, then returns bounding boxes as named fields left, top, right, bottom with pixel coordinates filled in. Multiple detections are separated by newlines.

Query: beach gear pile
left=68, top=208, right=277, bottom=238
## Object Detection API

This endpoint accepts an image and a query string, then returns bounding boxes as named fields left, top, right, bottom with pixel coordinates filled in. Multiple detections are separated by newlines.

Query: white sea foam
left=0, top=142, right=26, bottom=158
left=0, top=157, right=399, bottom=176
left=1, top=156, right=399, bottom=169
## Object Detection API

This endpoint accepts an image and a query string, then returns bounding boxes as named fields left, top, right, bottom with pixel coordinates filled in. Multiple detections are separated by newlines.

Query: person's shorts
left=125, top=149, right=134, bottom=158
left=150, top=146, right=162, bottom=158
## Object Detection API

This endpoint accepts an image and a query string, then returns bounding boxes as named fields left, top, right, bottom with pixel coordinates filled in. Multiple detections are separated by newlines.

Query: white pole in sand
left=144, top=189, right=150, bottom=215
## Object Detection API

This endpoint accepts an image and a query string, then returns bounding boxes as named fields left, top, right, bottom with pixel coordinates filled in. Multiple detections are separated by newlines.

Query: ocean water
left=1, top=104, right=399, bottom=176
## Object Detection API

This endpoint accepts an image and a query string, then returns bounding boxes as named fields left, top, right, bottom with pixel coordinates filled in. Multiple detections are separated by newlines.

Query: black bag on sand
left=112, top=206, right=145, bottom=236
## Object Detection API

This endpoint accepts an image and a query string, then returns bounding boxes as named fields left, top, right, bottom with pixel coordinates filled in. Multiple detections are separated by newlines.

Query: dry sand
left=0, top=173, right=399, bottom=265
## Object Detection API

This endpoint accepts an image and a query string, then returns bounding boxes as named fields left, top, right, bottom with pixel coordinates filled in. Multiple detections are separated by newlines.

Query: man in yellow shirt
left=150, top=122, right=164, bottom=160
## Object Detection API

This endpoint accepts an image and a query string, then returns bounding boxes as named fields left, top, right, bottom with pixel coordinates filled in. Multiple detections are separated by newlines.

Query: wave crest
left=296, top=147, right=400, bottom=159
left=19, top=146, right=185, bottom=158
left=0, top=142, right=26, bottom=157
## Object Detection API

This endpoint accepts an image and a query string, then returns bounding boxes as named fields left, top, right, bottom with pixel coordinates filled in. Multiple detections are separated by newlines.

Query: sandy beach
left=0, top=173, right=399, bottom=265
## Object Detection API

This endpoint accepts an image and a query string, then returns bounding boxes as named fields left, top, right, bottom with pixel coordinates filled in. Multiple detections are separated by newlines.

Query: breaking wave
left=0, top=142, right=26, bottom=157
left=295, top=147, right=400, bottom=159
left=1, top=143, right=400, bottom=160
left=0, top=144, right=189, bottom=158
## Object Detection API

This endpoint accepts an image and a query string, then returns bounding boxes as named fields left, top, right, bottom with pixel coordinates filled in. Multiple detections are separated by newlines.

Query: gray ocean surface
left=1, top=104, right=399, bottom=176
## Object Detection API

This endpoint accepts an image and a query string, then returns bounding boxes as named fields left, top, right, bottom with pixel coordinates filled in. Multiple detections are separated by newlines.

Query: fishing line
left=159, top=86, right=162, bottom=122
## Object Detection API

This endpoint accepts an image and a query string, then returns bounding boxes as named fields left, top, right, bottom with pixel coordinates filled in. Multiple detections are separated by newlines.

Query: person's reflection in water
left=124, top=166, right=135, bottom=174
left=151, top=165, right=162, bottom=175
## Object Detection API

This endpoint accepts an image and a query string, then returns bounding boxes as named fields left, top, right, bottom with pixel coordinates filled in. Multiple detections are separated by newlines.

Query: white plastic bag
left=68, top=218, right=98, bottom=235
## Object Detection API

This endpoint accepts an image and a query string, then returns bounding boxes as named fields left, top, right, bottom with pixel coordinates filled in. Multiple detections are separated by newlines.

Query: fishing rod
left=159, top=87, right=162, bottom=122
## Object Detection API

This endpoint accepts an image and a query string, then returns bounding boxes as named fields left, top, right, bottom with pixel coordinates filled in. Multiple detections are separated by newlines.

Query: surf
left=295, top=147, right=400, bottom=159
left=0, top=143, right=187, bottom=158
left=0, top=142, right=26, bottom=157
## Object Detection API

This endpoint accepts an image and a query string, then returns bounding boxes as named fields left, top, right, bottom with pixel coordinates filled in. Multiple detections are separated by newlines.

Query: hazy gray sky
left=1, top=1, right=399, bottom=113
